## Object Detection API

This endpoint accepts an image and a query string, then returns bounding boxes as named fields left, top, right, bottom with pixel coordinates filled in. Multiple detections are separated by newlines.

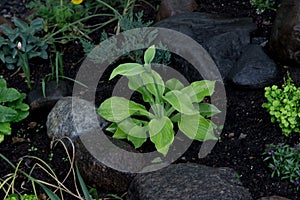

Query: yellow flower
left=71, top=0, right=83, bottom=5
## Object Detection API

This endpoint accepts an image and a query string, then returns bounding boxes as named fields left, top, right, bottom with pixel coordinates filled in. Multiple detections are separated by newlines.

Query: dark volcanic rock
left=47, top=97, right=145, bottom=194
left=269, top=0, right=300, bottom=66
left=155, top=12, right=256, bottom=80
left=229, top=44, right=278, bottom=89
left=127, top=163, right=252, bottom=200
left=28, top=80, right=72, bottom=111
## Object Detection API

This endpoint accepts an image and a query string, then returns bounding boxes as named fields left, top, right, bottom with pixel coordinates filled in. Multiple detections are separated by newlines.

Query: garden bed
left=1, top=0, right=300, bottom=199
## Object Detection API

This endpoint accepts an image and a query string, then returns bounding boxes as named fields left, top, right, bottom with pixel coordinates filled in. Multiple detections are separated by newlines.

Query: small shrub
left=262, top=72, right=300, bottom=136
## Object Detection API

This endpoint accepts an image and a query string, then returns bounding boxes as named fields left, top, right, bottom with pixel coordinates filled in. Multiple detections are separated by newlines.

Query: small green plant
left=250, top=0, right=276, bottom=14
left=263, top=143, right=300, bottom=190
left=0, top=78, right=30, bottom=143
left=98, top=45, right=220, bottom=156
left=262, top=72, right=300, bottom=136
left=0, top=17, right=48, bottom=88
left=5, top=194, right=37, bottom=200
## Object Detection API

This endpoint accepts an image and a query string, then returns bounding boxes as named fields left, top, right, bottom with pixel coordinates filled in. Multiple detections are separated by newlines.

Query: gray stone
left=28, top=80, right=72, bottom=111
left=155, top=12, right=256, bottom=80
left=229, top=45, right=278, bottom=89
left=46, top=97, right=145, bottom=194
left=269, top=0, right=300, bottom=66
left=127, top=163, right=252, bottom=200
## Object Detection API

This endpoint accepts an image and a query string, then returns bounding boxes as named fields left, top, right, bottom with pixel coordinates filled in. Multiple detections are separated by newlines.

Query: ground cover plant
left=1, top=0, right=300, bottom=199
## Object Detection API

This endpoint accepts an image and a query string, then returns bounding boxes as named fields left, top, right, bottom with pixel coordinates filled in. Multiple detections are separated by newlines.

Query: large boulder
left=228, top=44, right=279, bottom=89
left=127, top=163, right=252, bottom=200
left=46, top=97, right=145, bottom=194
left=269, top=0, right=300, bottom=66
left=155, top=12, right=256, bottom=80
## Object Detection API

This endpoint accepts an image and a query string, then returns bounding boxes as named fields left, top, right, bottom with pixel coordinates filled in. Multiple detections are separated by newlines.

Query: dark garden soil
left=1, top=0, right=300, bottom=199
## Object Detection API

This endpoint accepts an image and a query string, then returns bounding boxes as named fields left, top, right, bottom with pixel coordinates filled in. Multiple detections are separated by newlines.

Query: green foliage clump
left=0, top=78, right=29, bottom=143
left=263, top=143, right=300, bottom=190
left=0, top=17, right=48, bottom=70
left=250, top=0, right=276, bottom=14
left=5, top=194, right=37, bottom=200
left=262, top=72, right=300, bottom=136
left=98, top=45, right=220, bottom=156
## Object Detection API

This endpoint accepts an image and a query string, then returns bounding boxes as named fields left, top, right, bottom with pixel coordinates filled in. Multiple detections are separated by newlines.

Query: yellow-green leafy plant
left=98, top=45, right=221, bottom=156
left=262, top=72, right=300, bottom=136
left=0, top=78, right=29, bottom=143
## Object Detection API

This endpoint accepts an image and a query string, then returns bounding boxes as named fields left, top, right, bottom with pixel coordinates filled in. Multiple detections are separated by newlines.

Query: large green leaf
left=198, top=103, right=221, bottom=117
left=144, top=45, right=156, bottom=64
left=166, top=78, right=184, bottom=91
left=178, top=114, right=217, bottom=141
left=127, top=125, right=148, bottom=148
left=149, top=116, right=174, bottom=156
left=0, top=122, right=11, bottom=136
left=128, top=76, right=153, bottom=103
left=98, top=97, right=149, bottom=122
left=163, top=90, right=198, bottom=115
left=181, top=80, right=215, bottom=103
left=0, top=105, right=17, bottom=123
left=140, top=70, right=165, bottom=98
left=109, top=63, right=144, bottom=80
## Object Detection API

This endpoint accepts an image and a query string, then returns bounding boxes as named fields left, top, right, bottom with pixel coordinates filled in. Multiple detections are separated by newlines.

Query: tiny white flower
left=17, top=42, right=22, bottom=50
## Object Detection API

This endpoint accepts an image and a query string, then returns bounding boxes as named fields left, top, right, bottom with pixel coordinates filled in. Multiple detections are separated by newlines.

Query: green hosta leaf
left=181, top=80, right=215, bottom=102
left=0, top=105, right=17, bottom=123
left=128, top=76, right=153, bottom=103
left=0, top=135, right=4, bottom=143
left=113, top=128, right=127, bottom=139
left=166, top=78, right=184, bottom=91
left=149, top=116, right=174, bottom=156
left=178, top=114, right=217, bottom=141
left=109, top=63, right=144, bottom=80
left=98, top=97, right=149, bottom=122
left=163, top=90, right=198, bottom=115
left=144, top=45, right=156, bottom=64
left=0, top=122, right=11, bottom=135
left=198, top=103, right=221, bottom=117
left=140, top=70, right=165, bottom=98
left=127, top=125, right=147, bottom=148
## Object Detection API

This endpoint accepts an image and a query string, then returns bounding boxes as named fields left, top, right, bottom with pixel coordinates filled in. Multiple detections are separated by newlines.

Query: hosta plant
left=0, top=78, right=30, bottom=143
left=98, top=45, right=221, bottom=156
left=262, top=72, right=300, bottom=136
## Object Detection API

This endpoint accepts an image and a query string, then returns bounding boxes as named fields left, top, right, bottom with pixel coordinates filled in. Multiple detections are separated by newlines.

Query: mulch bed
left=1, top=0, right=299, bottom=199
